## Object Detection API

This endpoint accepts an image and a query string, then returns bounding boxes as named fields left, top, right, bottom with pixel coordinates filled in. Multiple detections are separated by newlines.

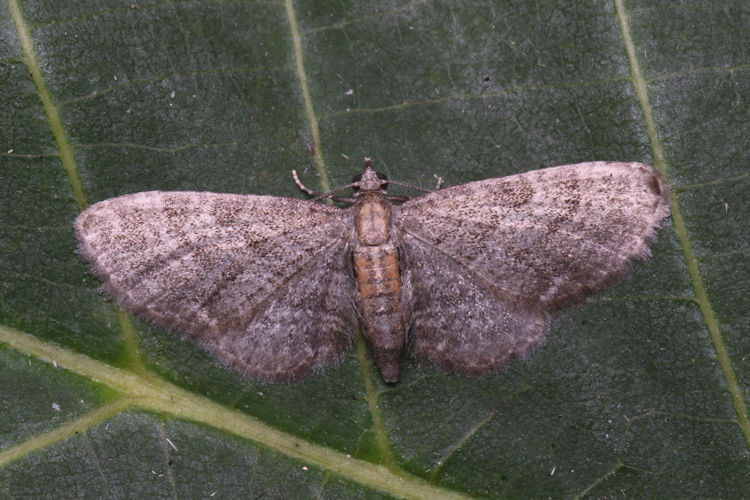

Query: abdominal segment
left=353, top=242, right=405, bottom=382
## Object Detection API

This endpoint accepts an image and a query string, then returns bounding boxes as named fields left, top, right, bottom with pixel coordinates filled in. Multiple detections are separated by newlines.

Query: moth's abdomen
left=353, top=194, right=405, bottom=383
left=354, top=243, right=404, bottom=382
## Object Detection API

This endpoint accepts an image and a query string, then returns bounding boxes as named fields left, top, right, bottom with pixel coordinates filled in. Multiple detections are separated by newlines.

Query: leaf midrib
left=615, top=0, right=750, bottom=446
left=0, top=325, right=468, bottom=499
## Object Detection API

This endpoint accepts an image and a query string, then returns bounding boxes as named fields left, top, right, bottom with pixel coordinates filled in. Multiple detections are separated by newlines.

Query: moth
left=75, top=160, right=670, bottom=383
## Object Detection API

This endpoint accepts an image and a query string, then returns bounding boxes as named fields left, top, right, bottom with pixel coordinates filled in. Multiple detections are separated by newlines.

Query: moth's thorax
left=353, top=192, right=392, bottom=245
left=352, top=191, right=405, bottom=383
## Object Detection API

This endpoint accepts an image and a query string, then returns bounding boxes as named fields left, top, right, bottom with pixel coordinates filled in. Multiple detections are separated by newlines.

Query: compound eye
left=351, top=173, right=363, bottom=193
left=376, top=172, right=388, bottom=189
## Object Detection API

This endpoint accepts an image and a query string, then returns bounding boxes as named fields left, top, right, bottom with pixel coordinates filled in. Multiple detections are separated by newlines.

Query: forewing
left=76, top=191, right=357, bottom=382
left=397, top=162, right=670, bottom=310
left=401, top=235, right=548, bottom=376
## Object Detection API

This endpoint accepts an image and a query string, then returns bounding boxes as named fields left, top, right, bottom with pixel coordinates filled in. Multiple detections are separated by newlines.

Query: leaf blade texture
left=1, top=0, right=747, bottom=497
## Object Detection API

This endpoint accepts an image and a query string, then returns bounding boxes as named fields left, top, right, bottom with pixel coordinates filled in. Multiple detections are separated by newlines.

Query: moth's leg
left=292, top=170, right=323, bottom=196
left=433, top=175, right=443, bottom=190
left=293, top=170, right=359, bottom=203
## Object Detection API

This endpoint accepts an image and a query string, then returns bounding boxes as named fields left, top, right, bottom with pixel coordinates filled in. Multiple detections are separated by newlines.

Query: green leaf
left=1, top=0, right=748, bottom=497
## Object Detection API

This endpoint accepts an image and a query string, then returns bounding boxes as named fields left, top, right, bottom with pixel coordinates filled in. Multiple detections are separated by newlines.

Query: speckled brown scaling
left=75, top=160, right=670, bottom=383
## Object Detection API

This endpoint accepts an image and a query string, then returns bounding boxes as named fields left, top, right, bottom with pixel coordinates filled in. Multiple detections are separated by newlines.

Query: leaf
left=1, top=0, right=748, bottom=497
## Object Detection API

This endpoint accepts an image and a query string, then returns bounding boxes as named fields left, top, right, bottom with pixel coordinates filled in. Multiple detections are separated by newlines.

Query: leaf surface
left=1, top=0, right=748, bottom=497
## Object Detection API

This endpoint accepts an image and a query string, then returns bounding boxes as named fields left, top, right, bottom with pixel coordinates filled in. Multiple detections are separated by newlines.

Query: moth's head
left=352, top=158, right=388, bottom=194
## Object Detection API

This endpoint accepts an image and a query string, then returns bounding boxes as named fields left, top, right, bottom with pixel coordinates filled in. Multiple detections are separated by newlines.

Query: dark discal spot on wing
left=399, top=162, right=669, bottom=309
left=492, top=176, right=536, bottom=208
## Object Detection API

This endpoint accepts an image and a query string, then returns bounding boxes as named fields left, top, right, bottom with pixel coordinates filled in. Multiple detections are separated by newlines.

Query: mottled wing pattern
left=400, top=237, right=548, bottom=376
left=76, top=191, right=357, bottom=382
left=396, top=162, right=669, bottom=372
